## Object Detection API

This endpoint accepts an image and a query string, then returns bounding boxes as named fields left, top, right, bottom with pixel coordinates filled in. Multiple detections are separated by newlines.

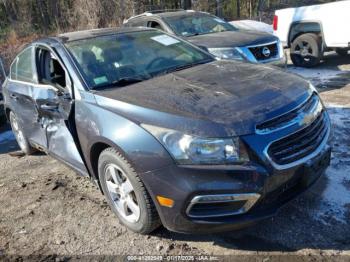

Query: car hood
left=186, top=30, right=277, bottom=48
left=94, top=60, right=311, bottom=137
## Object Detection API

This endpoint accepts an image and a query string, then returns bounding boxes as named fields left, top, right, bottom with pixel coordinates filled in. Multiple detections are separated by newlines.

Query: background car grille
left=249, top=42, right=278, bottom=61
left=267, top=111, right=328, bottom=165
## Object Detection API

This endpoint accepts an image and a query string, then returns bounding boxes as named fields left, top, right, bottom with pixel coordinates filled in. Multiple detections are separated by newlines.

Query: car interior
left=36, top=48, right=67, bottom=89
left=147, top=21, right=163, bottom=30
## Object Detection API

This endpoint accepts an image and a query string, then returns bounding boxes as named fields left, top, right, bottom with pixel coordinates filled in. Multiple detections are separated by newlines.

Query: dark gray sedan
left=2, top=27, right=331, bottom=234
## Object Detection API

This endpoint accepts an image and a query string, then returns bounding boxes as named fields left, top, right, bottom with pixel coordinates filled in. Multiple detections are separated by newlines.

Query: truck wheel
left=290, top=33, right=322, bottom=67
left=336, top=48, right=349, bottom=56
left=9, top=111, right=36, bottom=155
left=98, top=148, right=160, bottom=234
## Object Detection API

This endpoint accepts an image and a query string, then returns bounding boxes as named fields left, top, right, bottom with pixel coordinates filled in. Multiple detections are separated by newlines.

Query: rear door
left=6, top=46, right=48, bottom=147
left=33, top=45, right=88, bottom=175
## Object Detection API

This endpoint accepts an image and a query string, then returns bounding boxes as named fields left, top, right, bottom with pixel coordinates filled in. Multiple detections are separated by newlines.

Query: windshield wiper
left=150, top=59, right=213, bottom=78
left=185, top=32, right=200, bottom=37
left=91, top=76, right=149, bottom=90
left=165, top=59, right=213, bottom=74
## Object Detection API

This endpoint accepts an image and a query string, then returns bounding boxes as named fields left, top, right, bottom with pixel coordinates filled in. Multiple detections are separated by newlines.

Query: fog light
left=157, top=196, right=174, bottom=208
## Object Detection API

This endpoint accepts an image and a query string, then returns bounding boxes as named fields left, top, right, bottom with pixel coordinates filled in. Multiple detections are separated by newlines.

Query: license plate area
left=301, top=147, right=331, bottom=186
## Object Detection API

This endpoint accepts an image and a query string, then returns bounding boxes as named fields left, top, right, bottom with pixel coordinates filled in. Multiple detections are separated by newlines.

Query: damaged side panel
left=35, top=87, right=89, bottom=176
left=7, top=77, right=88, bottom=176
left=46, top=118, right=88, bottom=175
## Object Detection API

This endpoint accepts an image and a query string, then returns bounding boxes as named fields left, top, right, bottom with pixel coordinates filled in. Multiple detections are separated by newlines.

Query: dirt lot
left=0, top=52, right=350, bottom=261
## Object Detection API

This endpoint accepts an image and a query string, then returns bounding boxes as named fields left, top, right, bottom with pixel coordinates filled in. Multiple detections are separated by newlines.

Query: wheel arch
left=288, top=21, right=324, bottom=47
left=89, top=138, right=133, bottom=184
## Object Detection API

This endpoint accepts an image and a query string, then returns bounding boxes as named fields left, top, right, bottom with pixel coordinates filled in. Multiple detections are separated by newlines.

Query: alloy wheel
left=104, top=163, right=141, bottom=223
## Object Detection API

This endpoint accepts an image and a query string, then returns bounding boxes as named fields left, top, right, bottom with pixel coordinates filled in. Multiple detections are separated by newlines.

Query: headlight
left=143, top=125, right=249, bottom=165
left=208, top=47, right=245, bottom=61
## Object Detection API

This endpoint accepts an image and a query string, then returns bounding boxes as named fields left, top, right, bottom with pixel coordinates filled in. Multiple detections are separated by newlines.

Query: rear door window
left=10, top=47, right=36, bottom=84
left=147, top=20, right=164, bottom=30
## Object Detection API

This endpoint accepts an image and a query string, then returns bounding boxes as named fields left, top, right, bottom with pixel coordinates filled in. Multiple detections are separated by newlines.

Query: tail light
left=273, top=15, right=278, bottom=31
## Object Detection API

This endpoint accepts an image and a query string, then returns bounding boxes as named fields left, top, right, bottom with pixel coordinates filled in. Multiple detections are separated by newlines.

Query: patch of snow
left=287, top=67, right=343, bottom=83
left=0, top=130, right=15, bottom=143
left=315, top=167, right=350, bottom=224
left=229, top=20, right=273, bottom=34
left=310, top=105, right=350, bottom=224
left=328, top=104, right=349, bottom=128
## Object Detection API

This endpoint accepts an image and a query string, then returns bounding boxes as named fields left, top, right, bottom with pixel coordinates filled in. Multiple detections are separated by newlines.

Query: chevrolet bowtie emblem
left=300, top=113, right=316, bottom=126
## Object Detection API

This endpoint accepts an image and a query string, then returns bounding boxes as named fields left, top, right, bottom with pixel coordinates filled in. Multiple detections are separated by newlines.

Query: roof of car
left=127, top=10, right=208, bottom=21
left=56, top=27, right=152, bottom=42
left=154, top=10, right=199, bottom=18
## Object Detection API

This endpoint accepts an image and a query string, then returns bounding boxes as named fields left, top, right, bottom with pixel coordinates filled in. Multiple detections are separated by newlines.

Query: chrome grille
left=256, top=94, right=319, bottom=134
left=249, top=42, right=278, bottom=61
left=267, top=111, right=328, bottom=165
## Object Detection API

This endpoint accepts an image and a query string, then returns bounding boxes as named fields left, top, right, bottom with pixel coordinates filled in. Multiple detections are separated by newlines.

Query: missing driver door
left=36, top=46, right=88, bottom=175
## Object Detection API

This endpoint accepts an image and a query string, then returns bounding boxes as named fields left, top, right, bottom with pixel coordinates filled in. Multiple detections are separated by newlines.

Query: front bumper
left=261, top=56, right=286, bottom=67
left=141, top=144, right=331, bottom=233
left=243, top=51, right=286, bottom=66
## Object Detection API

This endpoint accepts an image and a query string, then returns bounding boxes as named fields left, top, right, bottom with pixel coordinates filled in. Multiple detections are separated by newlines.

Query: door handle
left=10, top=94, right=18, bottom=100
left=40, top=103, right=59, bottom=111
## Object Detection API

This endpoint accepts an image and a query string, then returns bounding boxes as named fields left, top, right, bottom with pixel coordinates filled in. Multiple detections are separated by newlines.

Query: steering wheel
left=146, top=57, right=172, bottom=71
left=118, top=66, right=137, bottom=77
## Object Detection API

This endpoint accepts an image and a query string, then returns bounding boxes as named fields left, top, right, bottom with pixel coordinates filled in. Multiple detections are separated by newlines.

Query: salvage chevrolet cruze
left=2, top=28, right=331, bottom=234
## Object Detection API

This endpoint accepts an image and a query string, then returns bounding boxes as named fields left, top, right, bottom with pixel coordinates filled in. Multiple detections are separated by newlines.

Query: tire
left=336, top=48, right=349, bottom=56
left=290, top=33, right=322, bottom=67
left=98, top=147, right=160, bottom=234
left=9, top=111, right=36, bottom=155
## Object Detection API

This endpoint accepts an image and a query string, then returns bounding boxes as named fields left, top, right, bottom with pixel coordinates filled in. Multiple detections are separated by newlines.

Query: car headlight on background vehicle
left=208, top=47, right=245, bottom=61
left=143, top=125, right=249, bottom=165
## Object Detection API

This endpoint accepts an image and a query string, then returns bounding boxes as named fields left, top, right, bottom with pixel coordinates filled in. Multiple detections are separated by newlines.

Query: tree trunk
left=36, top=0, right=50, bottom=34
left=216, top=0, right=222, bottom=17
left=182, top=0, right=191, bottom=10
left=1, top=0, right=17, bottom=26
left=236, top=0, right=240, bottom=18
left=257, top=0, right=264, bottom=16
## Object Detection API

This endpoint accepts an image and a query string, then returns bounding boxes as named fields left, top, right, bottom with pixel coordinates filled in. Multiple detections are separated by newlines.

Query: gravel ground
left=0, top=51, right=349, bottom=261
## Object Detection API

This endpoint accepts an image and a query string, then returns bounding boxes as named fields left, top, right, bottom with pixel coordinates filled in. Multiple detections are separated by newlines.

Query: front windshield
left=165, top=13, right=237, bottom=37
left=65, top=30, right=213, bottom=89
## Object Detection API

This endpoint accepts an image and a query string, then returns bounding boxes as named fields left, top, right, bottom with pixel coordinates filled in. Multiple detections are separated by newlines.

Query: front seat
left=81, top=50, right=105, bottom=85
left=101, top=47, right=124, bottom=81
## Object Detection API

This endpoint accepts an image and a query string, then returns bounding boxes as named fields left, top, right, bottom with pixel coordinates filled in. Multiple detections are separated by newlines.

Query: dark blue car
left=1, top=27, right=331, bottom=234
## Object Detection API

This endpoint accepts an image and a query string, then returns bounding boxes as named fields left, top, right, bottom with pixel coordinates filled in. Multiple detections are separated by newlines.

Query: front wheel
left=9, top=111, right=36, bottom=155
left=290, top=33, right=322, bottom=67
left=98, top=148, right=160, bottom=234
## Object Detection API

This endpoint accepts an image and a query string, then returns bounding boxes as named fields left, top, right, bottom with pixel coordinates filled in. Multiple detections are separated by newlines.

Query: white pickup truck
left=273, top=0, right=350, bottom=67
